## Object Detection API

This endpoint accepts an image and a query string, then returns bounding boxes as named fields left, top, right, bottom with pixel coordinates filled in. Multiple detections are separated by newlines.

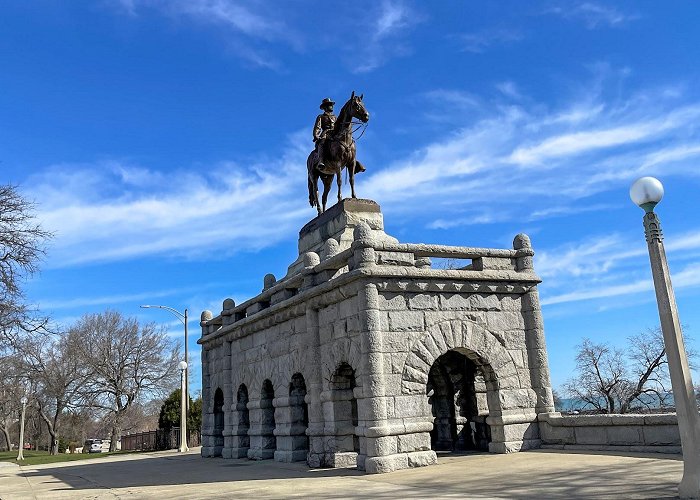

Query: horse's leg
left=349, top=158, right=357, bottom=199
left=322, top=175, right=332, bottom=212
left=314, top=174, right=322, bottom=216
left=336, top=168, right=342, bottom=202
left=308, top=155, right=322, bottom=216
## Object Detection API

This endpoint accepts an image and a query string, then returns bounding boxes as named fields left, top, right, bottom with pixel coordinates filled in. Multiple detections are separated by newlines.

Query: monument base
left=287, top=198, right=397, bottom=276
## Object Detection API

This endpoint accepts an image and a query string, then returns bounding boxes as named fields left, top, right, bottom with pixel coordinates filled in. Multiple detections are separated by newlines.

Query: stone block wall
left=539, top=412, right=681, bottom=454
left=198, top=199, right=555, bottom=473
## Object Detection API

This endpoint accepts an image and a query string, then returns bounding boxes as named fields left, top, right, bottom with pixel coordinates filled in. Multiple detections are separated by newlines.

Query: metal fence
left=121, top=428, right=201, bottom=451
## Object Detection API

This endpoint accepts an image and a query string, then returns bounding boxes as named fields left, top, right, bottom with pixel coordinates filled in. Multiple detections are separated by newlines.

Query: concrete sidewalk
left=0, top=448, right=685, bottom=499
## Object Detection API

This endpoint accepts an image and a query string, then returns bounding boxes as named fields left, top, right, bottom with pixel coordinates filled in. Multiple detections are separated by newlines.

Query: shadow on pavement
left=18, top=449, right=683, bottom=499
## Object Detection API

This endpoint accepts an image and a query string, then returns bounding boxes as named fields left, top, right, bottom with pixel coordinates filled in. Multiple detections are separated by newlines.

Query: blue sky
left=3, top=1, right=700, bottom=395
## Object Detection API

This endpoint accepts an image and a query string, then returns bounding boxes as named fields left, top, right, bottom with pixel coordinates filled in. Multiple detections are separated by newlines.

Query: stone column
left=199, top=311, right=215, bottom=457
left=350, top=223, right=388, bottom=471
left=247, top=385, right=276, bottom=461
left=230, top=391, right=250, bottom=458
left=246, top=397, right=264, bottom=459
left=273, top=393, right=308, bottom=463
left=221, top=341, right=235, bottom=458
left=305, top=307, right=326, bottom=468
left=514, top=234, right=555, bottom=415
left=356, top=281, right=389, bottom=472
left=272, top=396, right=292, bottom=462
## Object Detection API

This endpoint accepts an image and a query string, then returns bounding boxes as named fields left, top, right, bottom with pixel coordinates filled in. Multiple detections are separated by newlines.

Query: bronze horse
left=307, top=92, right=369, bottom=215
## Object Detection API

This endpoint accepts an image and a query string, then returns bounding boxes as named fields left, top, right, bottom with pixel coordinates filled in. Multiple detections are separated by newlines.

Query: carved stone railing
left=200, top=224, right=537, bottom=339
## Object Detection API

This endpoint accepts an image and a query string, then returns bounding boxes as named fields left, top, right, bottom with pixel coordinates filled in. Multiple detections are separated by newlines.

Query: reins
left=330, top=120, right=368, bottom=142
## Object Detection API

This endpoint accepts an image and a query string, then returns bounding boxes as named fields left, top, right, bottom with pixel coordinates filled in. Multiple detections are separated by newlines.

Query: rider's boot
left=316, top=143, right=325, bottom=169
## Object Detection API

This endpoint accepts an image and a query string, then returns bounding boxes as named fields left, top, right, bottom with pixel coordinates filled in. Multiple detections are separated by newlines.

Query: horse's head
left=349, top=91, right=369, bottom=123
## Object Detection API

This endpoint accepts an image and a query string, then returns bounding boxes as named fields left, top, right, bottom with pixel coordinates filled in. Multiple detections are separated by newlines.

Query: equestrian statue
left=307, top=92, right=369, bottom=215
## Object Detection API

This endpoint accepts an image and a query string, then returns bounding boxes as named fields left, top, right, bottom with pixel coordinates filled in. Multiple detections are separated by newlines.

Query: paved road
left=0, top=447, right=685, bottom=499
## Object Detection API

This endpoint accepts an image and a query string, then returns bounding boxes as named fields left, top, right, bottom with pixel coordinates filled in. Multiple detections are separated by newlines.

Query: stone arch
left=321, top=338, right=364, bottom=386
left=401, top=318, right=520, bottom=399
left=427, top=350, right=490, bottom=452
left=246, top=357, right=285, bottom=396
left=212, top=387, right=225, bottom=457
left=330, top=362, right=360, bottom=455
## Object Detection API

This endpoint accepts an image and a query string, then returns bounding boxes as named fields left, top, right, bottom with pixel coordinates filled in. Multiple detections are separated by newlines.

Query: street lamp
left=178, top=360, right=189, bottom=453
left=141, top=305, right=189, bottom=412
left=16, top=396, right=27, bottom=461
left=631, top=176, right=700, bottom=499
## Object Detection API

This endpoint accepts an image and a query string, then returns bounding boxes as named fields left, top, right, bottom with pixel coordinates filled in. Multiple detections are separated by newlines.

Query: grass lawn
left=0, top=449, right=134, bottom=466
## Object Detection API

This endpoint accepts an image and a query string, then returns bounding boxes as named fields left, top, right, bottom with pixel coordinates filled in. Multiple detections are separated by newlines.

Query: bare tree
left=19, top=332, right=91, bottom=455
left=621, top=326, right=678, bottom=412
left=564, top=327, right=694, bottom=414
left=71, top=311, right=179, bottom=451
left=0, top=357, right=23, bottom=450
left=564, top=338, right=627, bottom=413
left=0, top=185, right=52, bottom=349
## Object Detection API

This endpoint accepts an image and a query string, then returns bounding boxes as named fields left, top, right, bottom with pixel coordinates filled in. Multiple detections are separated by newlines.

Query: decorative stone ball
left=415, top=256, right=432, bottom=269
left=263, top=273, right=277, bottom=290
left=222, top=298, right=235, bottom=311
left=513, top=233, right=531, bottom=250
left=201, top=310, right=213, bottom=322
left=322, top=238, right=340, bottom=260
left=303, top=251, right=320, bottom=268
left=353, top=221, right=372, bottom=241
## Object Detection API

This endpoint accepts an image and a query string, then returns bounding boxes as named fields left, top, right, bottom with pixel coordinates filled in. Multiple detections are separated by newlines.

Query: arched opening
left=427, top=350, right=490, bottom=452
left=213, top=388, right=225, bottom=456
left=288, top=373, right=309, bottom=461
left=331, top=363, right=359, bottom=454
left=236, top=384, right=250, bottom=456
left=260, top=379, right=276, bottom=458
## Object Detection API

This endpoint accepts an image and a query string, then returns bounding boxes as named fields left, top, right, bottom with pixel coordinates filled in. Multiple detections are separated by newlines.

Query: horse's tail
left=307, top=154, right=316, bottom=207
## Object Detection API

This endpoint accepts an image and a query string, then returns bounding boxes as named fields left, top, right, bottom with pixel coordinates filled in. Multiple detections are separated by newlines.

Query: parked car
left=84, top=439, right=103, bottom=453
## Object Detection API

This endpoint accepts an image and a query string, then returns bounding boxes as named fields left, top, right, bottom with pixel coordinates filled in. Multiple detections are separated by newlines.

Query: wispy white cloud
left=373, top=0, right=412, bottom=40
left=352, top=0, right=420, bottom=73
left=640, top=144, right=700, bottom=170
left=119, top=0, right=295, bottom=42
left=542, top=262, right=700, bottom=306
left=496, top=81, right=522, bottom=100
left=26, top=72, right=700, bottom=295
left=41, top=288, right=191, bottom=310
left=424, top=89, right=481, bottom=110
left=508, top=124, right=650, bottom=165
left=27, top=131, right=310, bottom=267
left=115, top=0, right=419, bottom=72
left=360, top=75, right=700, bottom=230
left=545, top=2, right=639, bottom=29
left=428, top=213, right=503, bottom=230
left=114, top=0, right=300, bottom=69
left=459, top=28, right=523, bottom=53
left=535, top=228, right=700, bottom=307
left=528, top=203, right=618, bottom=220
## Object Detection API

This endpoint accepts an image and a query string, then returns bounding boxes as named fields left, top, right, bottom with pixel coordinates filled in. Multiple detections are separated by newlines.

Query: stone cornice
left=198, top=264, right=540, bottom=346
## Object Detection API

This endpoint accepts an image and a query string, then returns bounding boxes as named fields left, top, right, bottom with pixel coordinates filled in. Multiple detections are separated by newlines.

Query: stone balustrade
left=201, top=236, right=537, bottom=341
left=539, top=412, right=681, bottom=454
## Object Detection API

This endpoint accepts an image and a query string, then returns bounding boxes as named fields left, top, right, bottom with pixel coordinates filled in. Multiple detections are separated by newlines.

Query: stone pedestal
left=287, top=199, right=397, bottom=276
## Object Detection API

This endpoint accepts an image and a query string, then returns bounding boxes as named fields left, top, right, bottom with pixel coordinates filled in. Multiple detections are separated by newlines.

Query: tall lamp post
left=178, top=360, right=189, bottom=452
left=16, top=396, right=27, bottom=461
left=141, top=305, right=189, bottom=412
left=631, top=176, right=700, bottom=499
